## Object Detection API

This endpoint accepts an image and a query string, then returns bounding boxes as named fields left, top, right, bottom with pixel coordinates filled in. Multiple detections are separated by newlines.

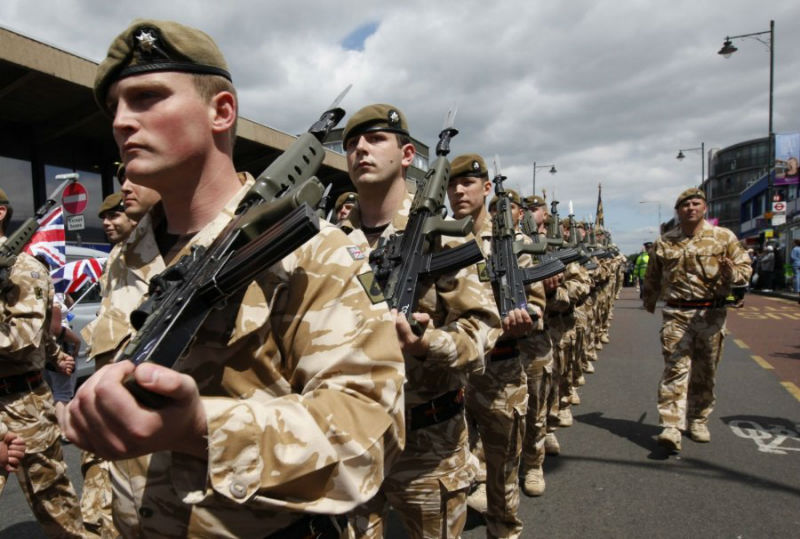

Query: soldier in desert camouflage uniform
left=79, top=183, right=154, bottom=538
left=340, top=110, right=500, bottom=539
left=643, top=187, right=751, bottom=452
left=516, top=197, right=567, bottom=498
left=62, top=20, right=405, bottom=538
left=445, top=155, right=547, bottom=537
left=0, top=189, right=85, bottom=537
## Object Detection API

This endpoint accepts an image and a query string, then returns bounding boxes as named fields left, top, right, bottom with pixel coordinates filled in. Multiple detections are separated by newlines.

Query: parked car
left=62, top=245, right=109, bottom=384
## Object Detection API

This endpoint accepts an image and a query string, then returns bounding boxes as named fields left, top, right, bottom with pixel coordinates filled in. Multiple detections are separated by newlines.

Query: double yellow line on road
left=732, top=338, right=800, bottom=402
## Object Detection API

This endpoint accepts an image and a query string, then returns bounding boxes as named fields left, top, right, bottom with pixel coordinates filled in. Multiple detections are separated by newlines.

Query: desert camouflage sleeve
left=423, top=246, right=501, bottom=371
left=198, top=225, right=405, bottom=513
left=0, top=254, right=49, bottom=355
left=723, top=229, right=752, bottom=286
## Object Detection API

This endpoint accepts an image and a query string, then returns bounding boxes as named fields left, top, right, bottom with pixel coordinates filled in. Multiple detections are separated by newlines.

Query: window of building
left=0, top=155, right=34, bottom=230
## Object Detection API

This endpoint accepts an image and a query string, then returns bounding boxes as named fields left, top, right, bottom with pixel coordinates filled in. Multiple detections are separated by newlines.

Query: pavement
left=2, top=287, right=799, bottom=538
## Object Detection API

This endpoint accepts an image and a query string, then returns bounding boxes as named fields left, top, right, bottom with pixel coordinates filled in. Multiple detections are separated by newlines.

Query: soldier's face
left=345, top=131, right=414, bottom=188
left=121, top=177, right=161, bottom=220
left=337, top=202, right=355, bottom=221
left=677, top=197, right=706, bottom=225
left=108, top=72, right=216, bottom=191
left=530, top=206, right=545, bottom=226
left=446, top=176, right=491, bottom=219
left=101, top=210, right=136, bottom=244
left=509, top=202, right=521, bottom=225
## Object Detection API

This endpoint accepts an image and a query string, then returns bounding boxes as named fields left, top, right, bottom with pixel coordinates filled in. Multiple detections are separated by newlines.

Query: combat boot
left=557, top=407, right=573, bottom=427
left=544, top=432, right=560, bottom=455
left=582, top=361, right=595, bottom=374
left=600, top=334, right=610, bottom=344
left=569, top=389, right=581, bottom=406
left=466, top=483, right=488, bottom=514
left=657, top=427, right=682, bottom=452
left=688, top=422, right=711, bottom=443
left=523, top=466, right=546, bottom=496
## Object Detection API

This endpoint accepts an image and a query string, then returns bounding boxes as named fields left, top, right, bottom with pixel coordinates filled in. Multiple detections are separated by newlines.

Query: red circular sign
left=62, top=182, right=88, bottom=215
left=773, top=202, right=786, bottom=212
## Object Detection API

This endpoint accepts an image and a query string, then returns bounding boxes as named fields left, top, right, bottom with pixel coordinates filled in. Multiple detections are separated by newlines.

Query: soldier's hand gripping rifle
left=486, top=156, right=564, bottom=319
left=0, top=174, right=76, bottom=287
left=121, top=87, right=351, bottom=408
left=369, top=109, right=483, bottom=329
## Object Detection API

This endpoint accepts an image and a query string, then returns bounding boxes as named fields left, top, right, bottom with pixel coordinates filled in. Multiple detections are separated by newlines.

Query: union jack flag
left=50, top=257, right=107, bottom=295
left=23, top=206, right=66, bottom=268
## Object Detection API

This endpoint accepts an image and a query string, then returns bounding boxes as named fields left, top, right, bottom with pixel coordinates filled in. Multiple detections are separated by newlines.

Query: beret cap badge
left=135, top=28, right=158, bottom=53
left=388, top=110, right=400, bottom=125
left=472, top=160, right=480, bottom=171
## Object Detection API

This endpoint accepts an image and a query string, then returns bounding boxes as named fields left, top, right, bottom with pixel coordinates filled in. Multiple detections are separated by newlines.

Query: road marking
left=734, top=339, right=749, bottom=349
left=729, top=420, right=800, bottom=454
left=751, top=355, right=774, bottom=369
left=782, top=382, right=800, bottom=402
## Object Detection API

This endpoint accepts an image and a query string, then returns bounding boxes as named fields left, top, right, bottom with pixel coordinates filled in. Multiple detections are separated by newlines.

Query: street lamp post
left=676, top=141, right=705, bottom=188
left=532, top=161, right=557, bottom=198
left=719, top=20, right=775, bottom=219
left=639, top=201, right=662, bottom=237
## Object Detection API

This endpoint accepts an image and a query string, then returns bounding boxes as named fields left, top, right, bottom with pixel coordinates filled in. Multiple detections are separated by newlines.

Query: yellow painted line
left=781, top=382, right=800, bottom=402
left=733, top=339, right=749, bottom=349
left=751, top=355, right=773, bottom=370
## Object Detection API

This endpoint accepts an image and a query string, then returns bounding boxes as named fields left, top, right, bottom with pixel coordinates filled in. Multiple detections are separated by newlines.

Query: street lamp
left=532, top=161, right=557, bottom=197
left=639, top=200, right=662, bottom=237
left=676, top=142, right=705, bottom=188
left=718, top=20, right=775, bottom=214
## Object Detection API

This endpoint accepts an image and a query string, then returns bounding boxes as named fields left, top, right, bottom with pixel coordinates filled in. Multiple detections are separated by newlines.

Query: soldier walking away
left=643, top=188, right=752, bottom=453
left=0, top=188, right=85, bottom=537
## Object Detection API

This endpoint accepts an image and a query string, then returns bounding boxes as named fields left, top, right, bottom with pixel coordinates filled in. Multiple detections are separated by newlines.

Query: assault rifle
left=121, top=87, right=350, bottom=408
left=0, top=174, right=75, bottom=287
left=369, top=109, right=483, bottom=327
left=545, top=199, right=582, bottom=265
left=486, top=157, right=564, bottom=318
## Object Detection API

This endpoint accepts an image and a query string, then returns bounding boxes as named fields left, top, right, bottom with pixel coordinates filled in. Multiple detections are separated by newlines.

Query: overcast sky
left=2, top=0, right=799, bottom=254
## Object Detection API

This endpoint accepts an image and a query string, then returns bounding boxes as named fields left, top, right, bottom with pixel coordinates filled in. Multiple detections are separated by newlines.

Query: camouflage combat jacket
left=0, top=244, right=60, bottom=376
left=340, top=190, right=500, bottom=408
left=643, top=220, right=752, bottom=312
left=104, top=175, right=406, bottom=538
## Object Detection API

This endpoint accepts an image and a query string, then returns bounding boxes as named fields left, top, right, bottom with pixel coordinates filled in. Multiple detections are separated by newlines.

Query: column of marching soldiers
left=0, top=19, right=631, bottom=539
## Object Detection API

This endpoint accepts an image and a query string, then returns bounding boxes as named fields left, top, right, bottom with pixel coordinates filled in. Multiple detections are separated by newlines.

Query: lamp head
left=718, top=39, right=737, bottom=58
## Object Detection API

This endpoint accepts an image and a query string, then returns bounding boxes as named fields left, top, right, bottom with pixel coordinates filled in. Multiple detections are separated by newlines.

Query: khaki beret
left=560, top=217, right=570, bottom=228
left=674, top=187, right=706, bottom=208
left=98, top=193, right=125, bottom=217
left=0, top=187, right=8, bottom=205
left=488, top=189, right=522, bottom=211
left=94, top=19, right=231, bottom=113
left=335, top=192, right=358, bottom=211
left=450, top=154, right=488, bottom=179
left=524, top=195, right=546, bottom=209
left=543, top=214, right=554, bottom=225
left=342, top=104, right=409, bottom=148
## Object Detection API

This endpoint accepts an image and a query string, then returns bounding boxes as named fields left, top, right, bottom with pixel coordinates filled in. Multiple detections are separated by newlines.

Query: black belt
left=409, top=388, right=465, bottom=431
left=666, top=298, right=727, bottom=309
left=0, top=370, right=43, bottom=396
left=265, top=514, right=347, bottom=539
left=490, top=339, right=519, bottom=362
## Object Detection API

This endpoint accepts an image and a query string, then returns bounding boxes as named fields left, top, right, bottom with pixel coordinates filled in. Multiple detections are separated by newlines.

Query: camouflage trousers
left=522, top=331, right=554, bottom=468
left=580, top=298, right=599, bottom=362
left=349, top=413, right=471, bottom=539
left=546, top=316, right=576, bottom=426
left=465, top=356, right=528, bottom=539
left=0, top=384, right=84, bottom=538
left=81, top=450, right=118, bottom=538
left=658, top=307, right=727, bottom=430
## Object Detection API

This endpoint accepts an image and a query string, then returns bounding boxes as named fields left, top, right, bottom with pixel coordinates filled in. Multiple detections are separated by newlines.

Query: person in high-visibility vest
left=635, top=242, right=652, bottom=298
